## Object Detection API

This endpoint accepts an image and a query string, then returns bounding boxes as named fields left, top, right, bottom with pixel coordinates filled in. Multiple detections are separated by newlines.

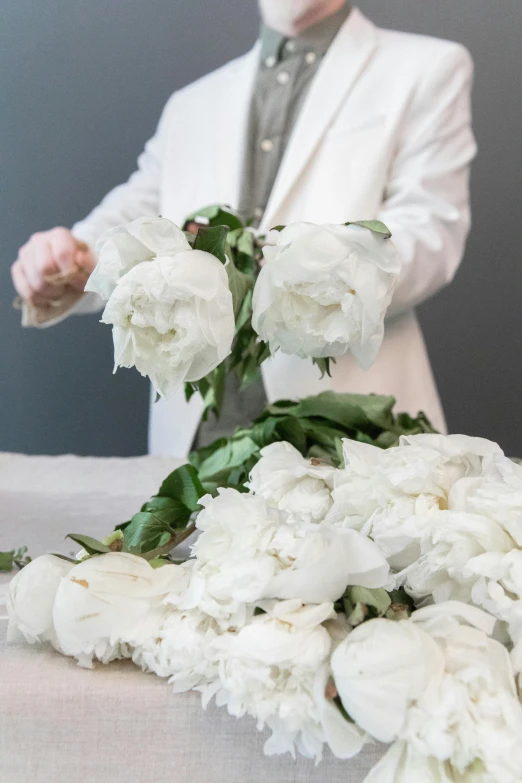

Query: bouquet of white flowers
left=85, top=206, right=399, bottom=416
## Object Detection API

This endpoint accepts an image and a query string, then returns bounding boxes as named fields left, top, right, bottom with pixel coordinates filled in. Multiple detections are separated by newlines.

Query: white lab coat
left=68, top=7, right=476, bottom=456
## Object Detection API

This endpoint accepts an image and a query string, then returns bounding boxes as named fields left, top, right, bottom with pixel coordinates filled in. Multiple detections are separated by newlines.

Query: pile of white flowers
left=86, top=216, right=400, bottom=397
left=8, top=432, right=522, bottom=783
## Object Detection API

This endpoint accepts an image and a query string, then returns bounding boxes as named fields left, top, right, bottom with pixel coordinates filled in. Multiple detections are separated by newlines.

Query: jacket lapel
left=260, top=8, right=378, bottom=231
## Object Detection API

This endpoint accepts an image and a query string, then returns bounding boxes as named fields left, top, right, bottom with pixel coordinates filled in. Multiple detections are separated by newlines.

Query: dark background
left=1, top=0, right=521, bottom=456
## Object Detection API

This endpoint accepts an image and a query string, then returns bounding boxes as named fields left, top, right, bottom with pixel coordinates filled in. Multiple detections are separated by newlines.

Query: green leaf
left=234, top=289, right=254, bottom=332
left=123, top=511, right=176, bottom=554
left=267, top=391, right=396, bottom=432
left=0, top=551, right=14, bottom=572
left=346, top=219, right=392, bottom=239
left=226, top=257, right=253, bottom=318
left=274, top=417, right=307, bottom=455
left=184, top=383, right=197, bottom=403
left=236, top=229, right=255, bottom=257
left=158, top=464, right=206, bottom=511
left=270, top=225, right=285, bottom=232
left=148, top=558, right=171, bottom=569
left=193, top=225, right=229, bottom=263
left=66, top=534, right=111, bottom=555
left=51, top=553, right=78, bottom=564
left=349, top=586, right=392, bottom=615
left=312, top=357, right=335, bottom=378
left=195, top=435, right=259, bottom=484
left=184, top=205, right=243, bottom=232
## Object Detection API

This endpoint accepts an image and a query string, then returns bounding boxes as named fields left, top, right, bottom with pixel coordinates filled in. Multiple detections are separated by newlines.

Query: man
left=11, top=0, right=476, bottom=456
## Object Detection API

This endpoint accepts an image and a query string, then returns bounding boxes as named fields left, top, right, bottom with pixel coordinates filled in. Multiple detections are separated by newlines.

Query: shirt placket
left=251, top=49, right=301, bottom=226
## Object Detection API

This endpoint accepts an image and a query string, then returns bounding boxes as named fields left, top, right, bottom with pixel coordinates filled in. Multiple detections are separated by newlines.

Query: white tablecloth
left=0, top=451, right=184, bottom=589
left=0, top=453, right=385, bottom=782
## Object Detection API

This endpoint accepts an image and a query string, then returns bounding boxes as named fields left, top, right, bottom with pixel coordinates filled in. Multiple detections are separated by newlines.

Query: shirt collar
left=260, top=2, right=352, bottom=64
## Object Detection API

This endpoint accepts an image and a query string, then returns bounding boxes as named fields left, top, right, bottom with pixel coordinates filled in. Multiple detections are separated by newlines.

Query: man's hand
left=11, top=227, right=96, bottom=305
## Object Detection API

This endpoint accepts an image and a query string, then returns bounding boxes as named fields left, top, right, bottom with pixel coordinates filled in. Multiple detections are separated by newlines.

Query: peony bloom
left=400, top=511, right=515, bottom=604
left=252, top=222, right=400, bottom=369
left=86, top=216, right=191, bottom=301
left=331, top=616, right=444, bottom=743
left=204, top=600, right=344, bottom=761
left=184, top=488, right=390, bottom=620
left=448, top=453, right=522, bottom=545
left=132, top=606, right=222, bottom=693
left=340, top=603, right=522, bottom=783
left=52, top=552, right=188, bottom=668
left=100, top=249, right=234, bottom=398
left=467, top=550, right=522, bottom=671
left=247, top=441, right=335, bottom=524
left=6, top=554, right=74, bottom=645
left=326, top=439, right=444, bottom=568
left=405, top=603, right=522, bottom=783
left=325, top=435, right=507, bottom=569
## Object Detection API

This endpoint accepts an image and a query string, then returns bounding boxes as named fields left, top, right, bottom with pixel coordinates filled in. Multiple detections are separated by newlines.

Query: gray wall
left=1, top=0, right=520, bottom=456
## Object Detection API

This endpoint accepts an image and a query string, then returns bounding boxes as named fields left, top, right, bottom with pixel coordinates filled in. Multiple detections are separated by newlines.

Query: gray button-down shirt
left=238, top=2, right=352, bottom=226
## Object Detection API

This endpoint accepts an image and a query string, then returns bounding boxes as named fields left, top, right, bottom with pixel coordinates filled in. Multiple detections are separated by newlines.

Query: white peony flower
left=52, top=552, right=188, bottom=668
left=100, top=249, right=234, bottom=397
left=467, top=550, right=522, bottom=669
left=86, top=216, right=191, bottom=301
left=246, top=441, right=335, bottom=524
left=345, top=602, right=522, bottom=783
left=326, top=440, right=444, bottom=567
left=204, top=600, right=342, bottom=761
left=399, top=434, right=504, bottom=495
left=252, top=222, right=400, bottom=369
left=265, top=523, right=392, bottom=601
left=400, top=511, right=515, bottom=604
left=6, top=554, right=74, bottom=644
left=331, top=616, right=444, bottom=743
left=405, top=603, right=522, bottom=783
left=326, top=435, right=507, bottom=569
left=132, top=606, right=222, bottom=692
left=448, top=454, right=522, bottom=545
left=184, top=488, right=390, bottom=620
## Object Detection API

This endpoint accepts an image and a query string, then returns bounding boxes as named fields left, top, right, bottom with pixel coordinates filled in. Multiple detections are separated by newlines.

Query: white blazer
left=69, top=7, right=476, bottom=456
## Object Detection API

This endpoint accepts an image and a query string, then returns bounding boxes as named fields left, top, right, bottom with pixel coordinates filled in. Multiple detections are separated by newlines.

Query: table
left=0, top=453, right=384, bottom=782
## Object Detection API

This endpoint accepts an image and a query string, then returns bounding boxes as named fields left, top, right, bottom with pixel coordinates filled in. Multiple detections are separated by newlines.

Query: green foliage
left=345, top=219, right=392, bottom=240
left=0, top=546, right=32, bottom=572
left=0, top=551, right=14, bottom=572
left=192, top=225, right=228, bottom=264
left=312, top=357, right=335, bottom=378
left=183, top=205, right=243, bottom=232
left=338, top=585, right=413, bottom=627
left=189, top=390, right=437, bottom=495
left=66, top=534, right=112, bottom=556
left=121, top=465, right=205, bottom=557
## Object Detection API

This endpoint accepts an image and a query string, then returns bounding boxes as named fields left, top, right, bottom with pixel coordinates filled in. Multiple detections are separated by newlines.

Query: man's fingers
left=68, top=248, right=96, bottom=291
left=11, top=261, right=34, bottom=301
left=19, top=242, right=64, bottom=297
left=48, top=227, right=80, bottom=273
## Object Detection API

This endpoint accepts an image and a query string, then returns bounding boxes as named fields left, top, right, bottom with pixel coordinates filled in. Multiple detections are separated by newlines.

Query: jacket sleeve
left=380, top=44, right=477, bottom=319
left=60, top=92, right=177, bottom=318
